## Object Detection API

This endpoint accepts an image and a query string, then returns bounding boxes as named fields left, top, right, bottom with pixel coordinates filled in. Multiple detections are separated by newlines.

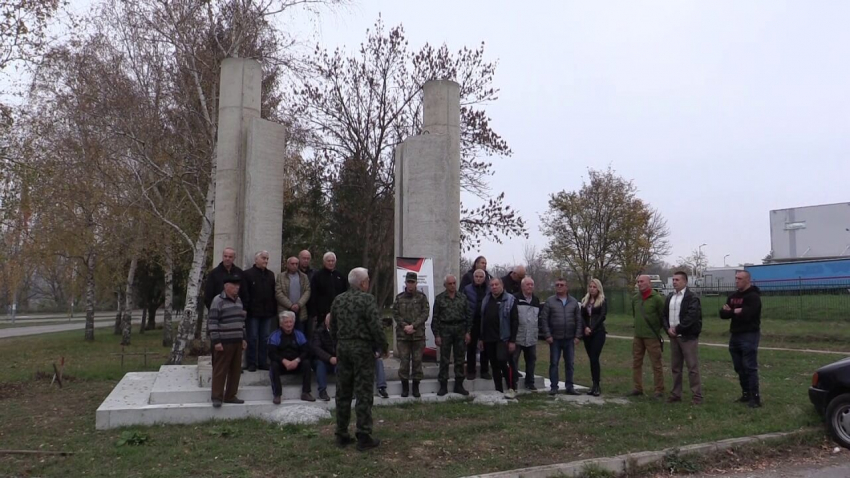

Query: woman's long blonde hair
left=580, top=278, right=605, bottom=307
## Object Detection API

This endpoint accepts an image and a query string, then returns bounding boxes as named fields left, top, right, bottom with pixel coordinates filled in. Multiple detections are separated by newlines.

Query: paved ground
left=0, top=314, right=150, bottom=339
left=690, top=450, right=850, bottom=478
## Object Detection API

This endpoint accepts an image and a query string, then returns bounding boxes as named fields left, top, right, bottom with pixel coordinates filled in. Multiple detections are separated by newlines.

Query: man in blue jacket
left=268, top=311, right=314, bottom=403
left=540, top=278, right=583, bottom=395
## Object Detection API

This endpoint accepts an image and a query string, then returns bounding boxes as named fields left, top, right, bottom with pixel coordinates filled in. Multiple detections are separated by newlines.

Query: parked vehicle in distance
left=809, top=357, right=850, bottom=449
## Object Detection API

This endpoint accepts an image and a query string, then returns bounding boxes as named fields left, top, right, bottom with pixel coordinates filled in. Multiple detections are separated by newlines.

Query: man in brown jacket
left=277, top=256, right=312, bottom=339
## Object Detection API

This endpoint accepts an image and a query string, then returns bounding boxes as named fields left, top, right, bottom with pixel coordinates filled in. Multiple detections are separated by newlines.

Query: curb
left=462, top=429, right=815, bottom=478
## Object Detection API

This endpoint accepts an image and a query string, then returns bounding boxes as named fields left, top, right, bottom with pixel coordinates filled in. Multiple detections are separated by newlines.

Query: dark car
left=809, top=357, right=850, bottom=449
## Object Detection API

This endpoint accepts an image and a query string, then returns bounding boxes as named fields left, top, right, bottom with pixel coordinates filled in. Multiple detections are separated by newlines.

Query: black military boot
left=453, top=379, right=469, bottom=396
left=412, top=380, right=421, bottom=398
left=437, top=381, right=448, bottom=397
left=356, top=433, right=381, bottom=452
left=736, top=391, right=750, bottom=403
left=748, top=393, right=762, bottom=408
left=401, top=380, right=409, bottom=398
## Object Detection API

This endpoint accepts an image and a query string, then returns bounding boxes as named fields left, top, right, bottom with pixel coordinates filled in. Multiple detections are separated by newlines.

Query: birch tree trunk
left=120, top=255, right=138, bottom=346
left=139, top=307, right=147, bottom=334
left=167, top=164, right=215, bottom=365
left=162, top=244, right=174, bottom=347
left=113, top=291, right=124, bottom=335
left=84, top=251, right=96, bottom=342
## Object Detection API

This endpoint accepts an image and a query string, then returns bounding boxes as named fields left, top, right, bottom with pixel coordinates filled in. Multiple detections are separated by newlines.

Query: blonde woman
left=580, top=279, right=607, bottom=396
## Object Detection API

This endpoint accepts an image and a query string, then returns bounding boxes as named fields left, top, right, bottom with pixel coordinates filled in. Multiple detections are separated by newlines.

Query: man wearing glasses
left=540, top=278, right=583, bottom=395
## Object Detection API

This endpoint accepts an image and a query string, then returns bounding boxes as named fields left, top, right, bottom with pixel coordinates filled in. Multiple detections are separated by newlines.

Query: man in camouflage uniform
left=330, top=267, right=387, bottom=452
left=432, top=274, right=471, bottom=396
left=393, top=271, right=430, bottom=398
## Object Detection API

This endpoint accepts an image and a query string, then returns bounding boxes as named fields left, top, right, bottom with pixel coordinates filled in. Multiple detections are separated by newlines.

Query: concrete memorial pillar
left=213, top=58, right=287, bottom=276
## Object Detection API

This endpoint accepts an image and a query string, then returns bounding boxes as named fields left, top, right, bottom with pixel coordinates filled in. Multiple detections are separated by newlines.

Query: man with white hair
left=501, top=265, right=526, bottom=296
left=310, top=251, right=348, bottom=334
left=513, top=276, right=542, bottom=391
left=243, top=251, right=277, bottom=371
left=330, top=267, right=387, bottom=451
left=268, top=311, right=314, bottom=403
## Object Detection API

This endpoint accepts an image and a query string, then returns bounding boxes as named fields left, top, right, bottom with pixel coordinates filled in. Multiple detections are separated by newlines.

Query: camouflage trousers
left=397, top=339, right=424, bottom=381
left=438, top=325, right=467, bottom=382
left=335, top=340, right=376, bottom=438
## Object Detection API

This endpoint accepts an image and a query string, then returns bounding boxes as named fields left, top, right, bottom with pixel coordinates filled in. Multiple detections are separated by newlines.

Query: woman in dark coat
left=580, top=278, right=607, bottom=396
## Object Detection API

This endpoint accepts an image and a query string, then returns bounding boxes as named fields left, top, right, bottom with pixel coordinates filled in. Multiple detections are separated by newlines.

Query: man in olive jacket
left=630, top=275, right=666, bottom=398
left=393, top=271, right=430, bottom=398
left=662, top=271, right=703, bottom=405
left=276, top=256, right=311, bottom=338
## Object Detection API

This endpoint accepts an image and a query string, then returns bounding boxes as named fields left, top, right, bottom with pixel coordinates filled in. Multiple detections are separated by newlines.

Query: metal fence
left=603, top=278, right=850, bottom=321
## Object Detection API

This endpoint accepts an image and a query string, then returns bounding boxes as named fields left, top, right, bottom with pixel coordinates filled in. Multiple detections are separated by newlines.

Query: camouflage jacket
left=431, top=291, right=471, bottom=337
left=330, top=289, right=387, bottom=353
left=393, top=289, right=430, bottom=341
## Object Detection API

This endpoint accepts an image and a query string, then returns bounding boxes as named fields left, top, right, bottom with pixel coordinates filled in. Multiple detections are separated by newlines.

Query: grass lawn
left=0, top=325, right=838, bottom=478
left=603, top=313, right=850, bottom=352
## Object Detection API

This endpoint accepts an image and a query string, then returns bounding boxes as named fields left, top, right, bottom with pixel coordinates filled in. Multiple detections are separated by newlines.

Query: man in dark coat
left=662, top=271, right=703, bottom=405
left=310, top=252, right=348, bottom=333
left=204, top=247, right=249, bottom=311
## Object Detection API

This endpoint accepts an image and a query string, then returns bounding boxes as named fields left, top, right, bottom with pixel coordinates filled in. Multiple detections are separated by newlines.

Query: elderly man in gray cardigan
left=540, top=278, right=583, bottom=395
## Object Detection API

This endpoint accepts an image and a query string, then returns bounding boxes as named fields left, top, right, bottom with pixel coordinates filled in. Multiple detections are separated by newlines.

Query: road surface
left=691, top=451, right=850, bottom=477
left=0, top=312, right=154, bottom=339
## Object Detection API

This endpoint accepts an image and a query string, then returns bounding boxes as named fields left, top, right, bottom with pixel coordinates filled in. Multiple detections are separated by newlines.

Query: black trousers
left=483, top=341, right=513, bottom=392
left=583, top=331, right=606, bottom=385
left=269, top=360, right=312, bottom=396
left=467, top=316, right=489, bottom=375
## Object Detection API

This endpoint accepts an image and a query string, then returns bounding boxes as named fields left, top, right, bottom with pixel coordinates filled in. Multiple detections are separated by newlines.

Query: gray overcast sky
left=301, top=0, right=850, bottom=269
left=40, top=1, right=850, bottom=269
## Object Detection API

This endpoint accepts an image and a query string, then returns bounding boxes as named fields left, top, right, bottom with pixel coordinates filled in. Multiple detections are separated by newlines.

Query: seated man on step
left=268, top=311, right=315, bottom=404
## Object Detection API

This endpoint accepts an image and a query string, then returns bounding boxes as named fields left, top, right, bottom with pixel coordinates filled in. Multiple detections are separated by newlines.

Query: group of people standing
left=205, top=248, right=764, bottom=452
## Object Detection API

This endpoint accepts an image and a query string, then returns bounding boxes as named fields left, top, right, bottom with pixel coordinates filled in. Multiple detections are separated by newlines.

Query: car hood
left=817, top=356, right=850, bottom=375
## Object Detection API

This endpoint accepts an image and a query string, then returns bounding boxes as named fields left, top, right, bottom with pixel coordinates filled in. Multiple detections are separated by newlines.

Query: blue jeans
left=314, top=360, right=336, bottom=393
left=729, top=331, right=760, bottom=395
left=549, top=338, right=576, bottom=390
left=375, top=358, right=387, bottom=389
left=315, top=357, right=386, bottom=393
left=246, top=316, right=273, bottom=368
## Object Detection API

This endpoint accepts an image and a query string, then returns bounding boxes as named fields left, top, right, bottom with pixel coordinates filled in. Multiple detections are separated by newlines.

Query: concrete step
left=150, top=374, right=546, bottom=404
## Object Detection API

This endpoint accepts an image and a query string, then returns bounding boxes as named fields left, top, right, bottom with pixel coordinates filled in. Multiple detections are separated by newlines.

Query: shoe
left=378, top=387, right=389, bottom=399
left=437, top=381, right=448, bottom=397
left=526, top=383, right=538, bottom=391
left=223, top=397, right=244, bottom=404
left=737, top=391, right=751, bottom=403
left=652, top=392, right=664, bottom=400
left=504, top=389, right=517, bottom=400
left=247, top=364, right=257, bottom=372
left=453, top=380, right=469, bottom=396
left=401, top=380, right=410, bottom=398
left=627, top=390, right=643, bottom=397
left=592, top=385, right=601, bottom=397
left=212, top=399, right=222, bottom=408
left=319, top=390, right=330, bottom=402
left=548, top=388, right=558, bottom=396
left=273, top=396, right=281, bottom=405
left=301, top=392, right=316, bottom=402
left=356, top=434, right=381, bottom=452
left=412, top=381, right=421, bottom=398
left=466, top=372, right=476, bottom=381
left=335, top=435, right=355, bottom=448
left=748, top=394, right=762, bottom=408
left=258, top=365, right=269, bottom=371
left=480, top=372, right=493, bottom=380
left=666, top=396, right=682, bottom=404
left=565, top=387, right=580, bottom=396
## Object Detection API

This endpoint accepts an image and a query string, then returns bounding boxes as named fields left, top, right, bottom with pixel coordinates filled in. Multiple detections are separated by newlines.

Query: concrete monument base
left=95, top=359, right=550, bottom=430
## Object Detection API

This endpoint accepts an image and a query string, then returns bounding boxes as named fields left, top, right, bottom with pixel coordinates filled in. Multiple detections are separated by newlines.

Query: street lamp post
left=723, top=254, right=730, bottom=267
left=698, top=243, right=707, bottom=294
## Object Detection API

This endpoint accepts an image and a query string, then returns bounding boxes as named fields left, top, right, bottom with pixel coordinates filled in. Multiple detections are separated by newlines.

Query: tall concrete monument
left=213, top=58, right=287, bottom=275
left=394, top=80, right=462, bottom=292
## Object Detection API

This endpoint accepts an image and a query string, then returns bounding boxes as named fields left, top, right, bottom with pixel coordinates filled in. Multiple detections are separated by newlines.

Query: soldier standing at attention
left=330, top=267, right=387, bottom=452
left=432, top=274, right=472, bottom=396
left=393, top=272, right=430, bottom=398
